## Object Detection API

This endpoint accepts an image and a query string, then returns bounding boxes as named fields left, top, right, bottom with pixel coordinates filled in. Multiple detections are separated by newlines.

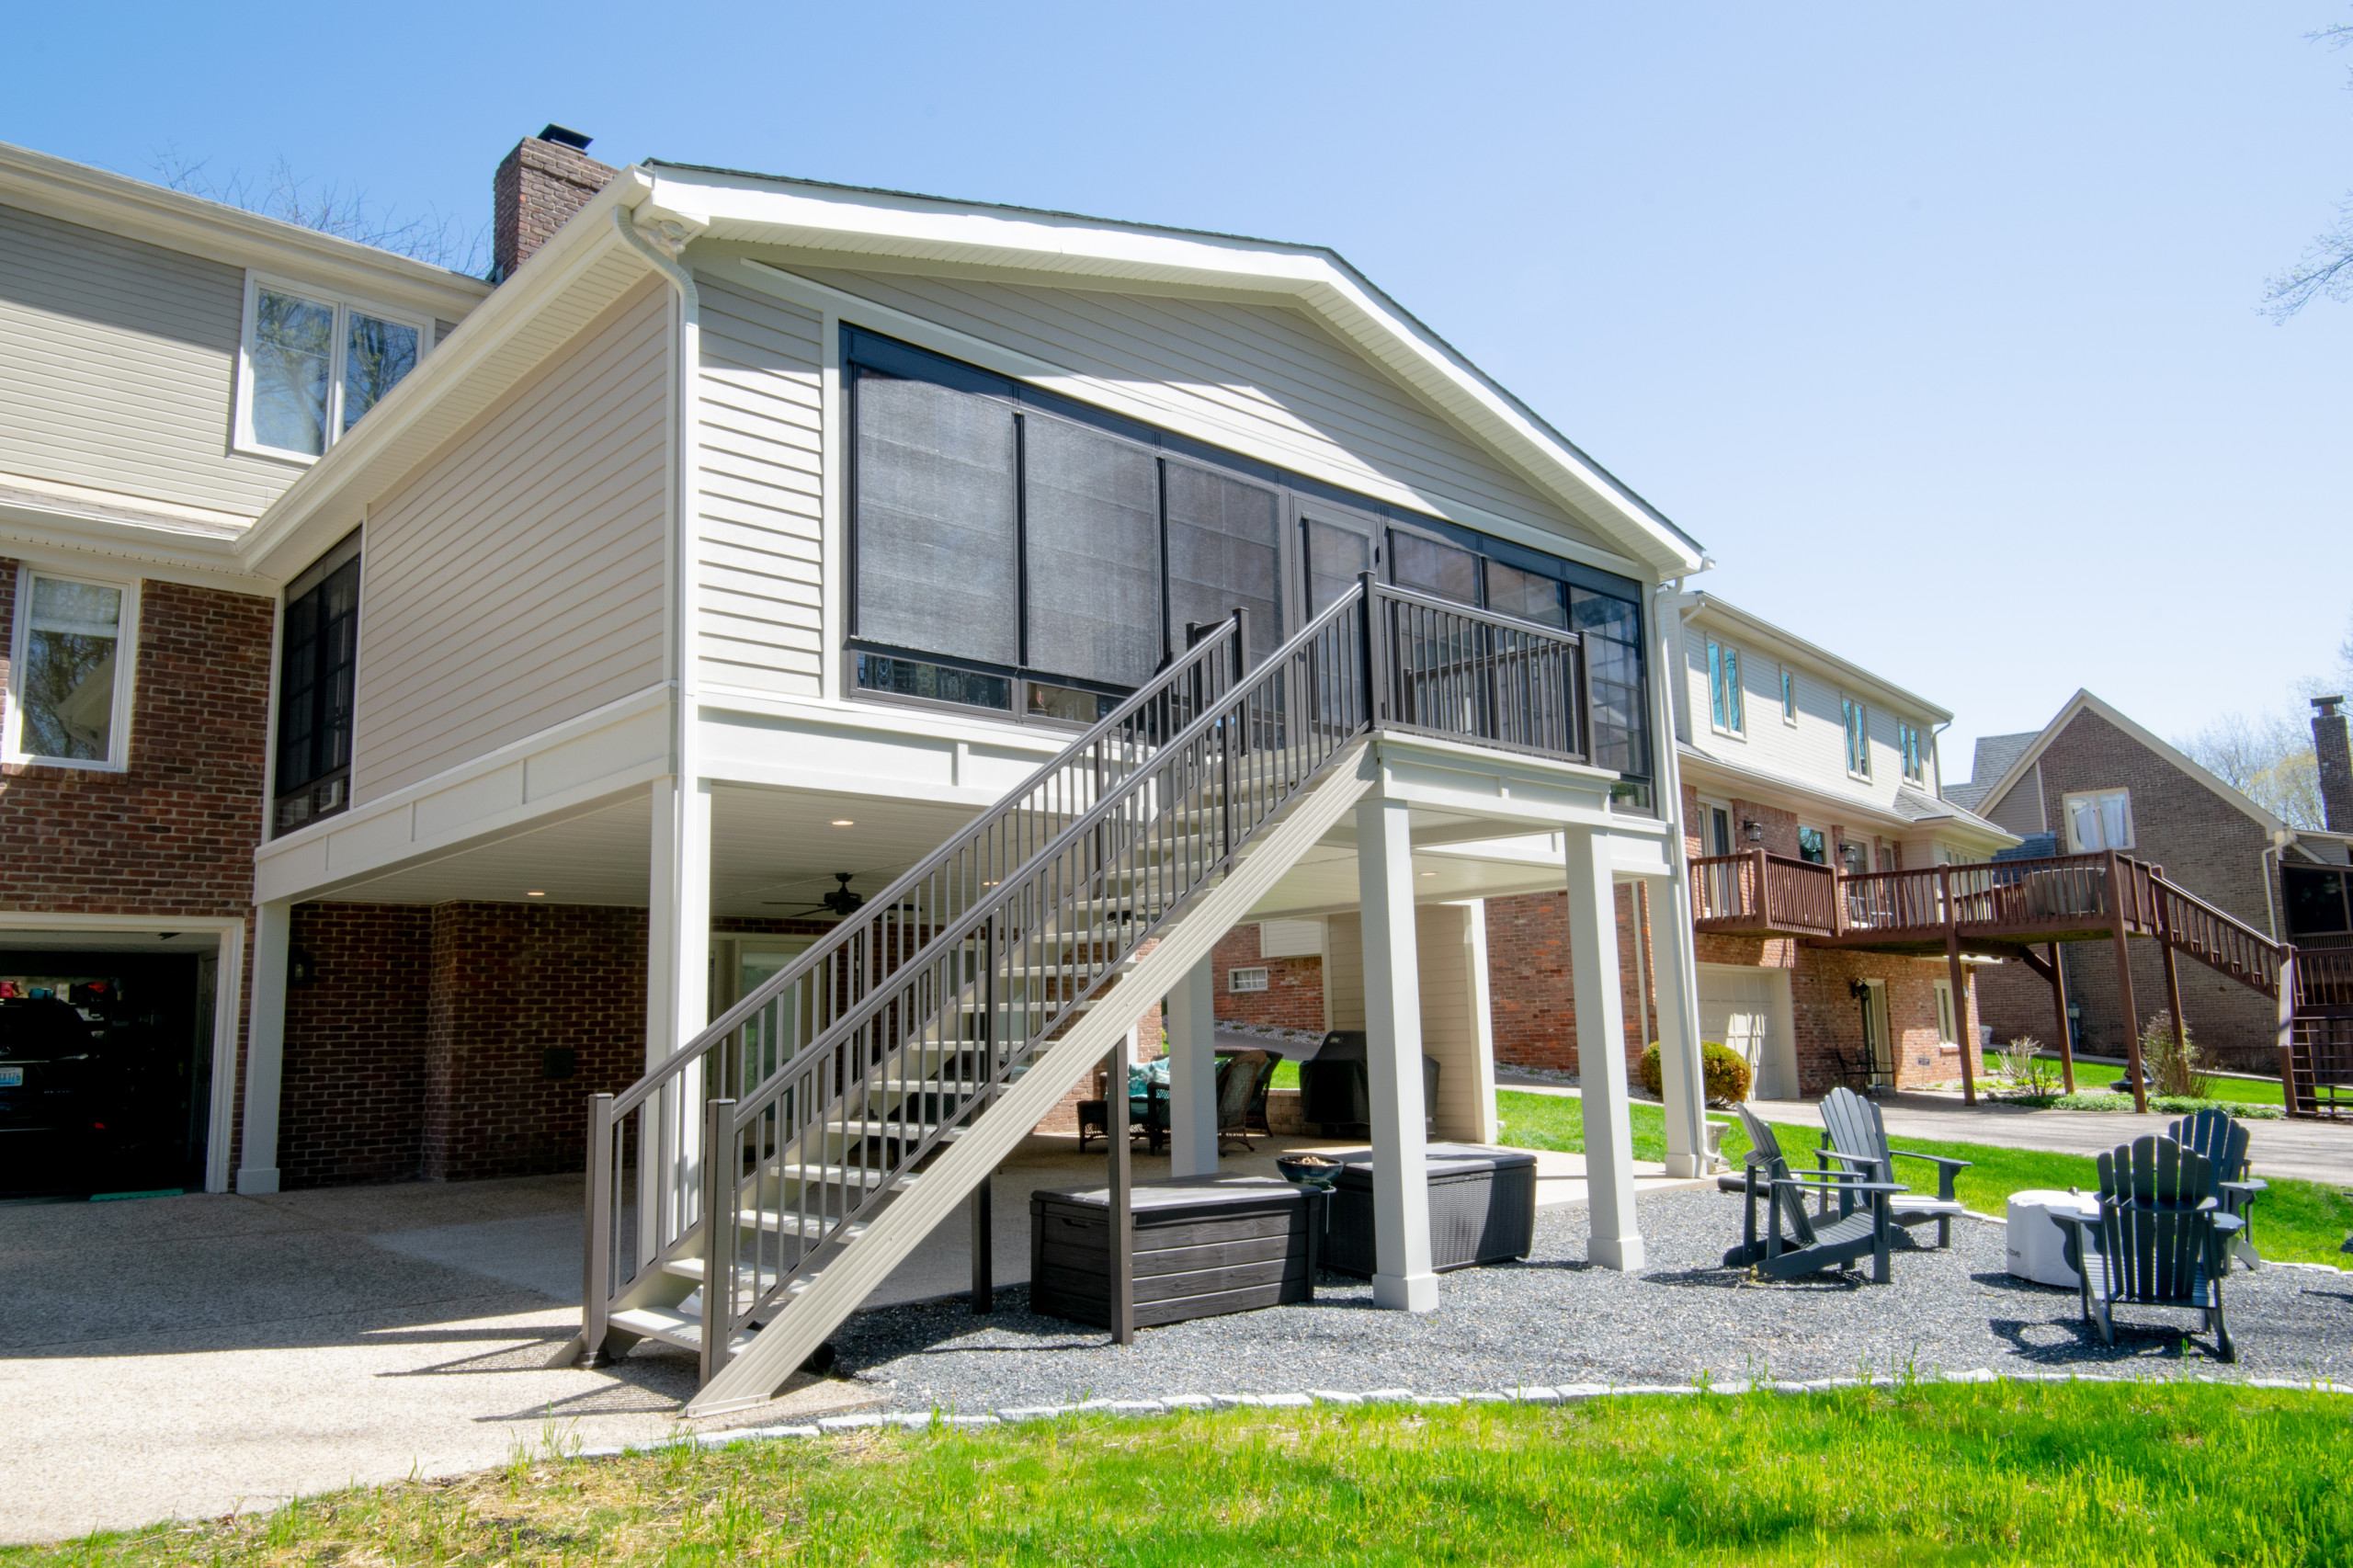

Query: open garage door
left=0, top=939, right=216, bottom=1197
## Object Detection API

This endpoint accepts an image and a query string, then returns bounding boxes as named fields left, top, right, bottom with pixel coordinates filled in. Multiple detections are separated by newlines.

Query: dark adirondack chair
left=1214, top=1051, right=1275, bottom=1153
left=2049, top=1135, right=2241, bottom=1362
left=1813, top=1086, right=1970, bottom=1248
left=1721, top=1104, right=1905, bottom=1283
left=2165, top=1108, right=2264, bottom=1271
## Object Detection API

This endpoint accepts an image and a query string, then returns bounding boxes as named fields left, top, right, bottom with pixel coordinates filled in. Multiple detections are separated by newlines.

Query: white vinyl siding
left=695, top=271, right=826, bottom=698
left=0, top=201, right=299, bottom=517
left=348, top=278, right=670, bottom=802
left=786, top=266, right=1613, bottom=559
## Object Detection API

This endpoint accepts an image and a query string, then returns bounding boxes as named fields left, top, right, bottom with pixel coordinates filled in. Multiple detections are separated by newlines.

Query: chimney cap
left=539, top=124, right=593, bottom=152
left=2314, top=696, right=2346, bottom=718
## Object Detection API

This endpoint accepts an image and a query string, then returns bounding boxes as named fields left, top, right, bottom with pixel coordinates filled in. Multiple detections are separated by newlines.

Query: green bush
left=2022, top=1092, right=2284, bottom=1119
left=1638, top=1040, right=1752, bottom=1106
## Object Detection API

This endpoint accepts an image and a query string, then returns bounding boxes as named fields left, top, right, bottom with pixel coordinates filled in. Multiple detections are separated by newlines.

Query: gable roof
left=1943, top=730, right=2039, bottom=811
left=1972, top=689, right=2337, bottom=844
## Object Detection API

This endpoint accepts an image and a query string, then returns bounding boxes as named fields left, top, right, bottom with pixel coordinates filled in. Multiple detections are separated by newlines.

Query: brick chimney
left=2315, top=696, right=2353, bottom=834
left=491, top=125, right=617, bottom=283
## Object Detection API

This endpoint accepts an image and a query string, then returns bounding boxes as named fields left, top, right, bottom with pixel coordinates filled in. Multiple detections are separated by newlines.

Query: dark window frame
left=272, top=530, right=362, bottom=836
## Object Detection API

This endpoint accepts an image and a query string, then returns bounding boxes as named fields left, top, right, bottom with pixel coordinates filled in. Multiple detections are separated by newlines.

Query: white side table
left=2006, top=1189, right=2097, bottom=1288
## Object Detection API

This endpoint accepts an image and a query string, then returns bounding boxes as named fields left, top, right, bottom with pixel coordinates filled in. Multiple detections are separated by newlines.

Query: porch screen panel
left=853, top=369, right=1018, bottom=666
left=1021, top=416, right=1163, bottom=687
left=1571, top=586, right=1649, bottom=789
left=1166, top=462, right=1280, bottom=665
left=1484, top=561, right=1565, bottom=626
left=1391, top=530, right=1479, bottom=605
left=1303, top=518, right=1370, bottom=615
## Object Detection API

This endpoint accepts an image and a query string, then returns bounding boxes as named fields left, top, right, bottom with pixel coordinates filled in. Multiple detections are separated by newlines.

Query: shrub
left=1639, top=1040, right=1753, bottom=1106
left=1995, top=1035, right=2054, bottom=1095
left=2143, top=1011, right=2210, bottom=1098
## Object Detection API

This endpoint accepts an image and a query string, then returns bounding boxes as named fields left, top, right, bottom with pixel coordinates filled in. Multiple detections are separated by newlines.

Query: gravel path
left=830, top=1188, right=2353, bottom=1414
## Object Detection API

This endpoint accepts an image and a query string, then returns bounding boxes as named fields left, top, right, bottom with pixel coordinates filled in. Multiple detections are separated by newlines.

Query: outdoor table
left=2006, top=1188, right=2097, bottom=1288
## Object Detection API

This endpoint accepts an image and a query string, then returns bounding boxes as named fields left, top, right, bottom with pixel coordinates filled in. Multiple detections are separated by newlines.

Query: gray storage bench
left=1029, top=1176, right=1323, bottom=1329
left=1324, top=1142, right=1539, bottom=1277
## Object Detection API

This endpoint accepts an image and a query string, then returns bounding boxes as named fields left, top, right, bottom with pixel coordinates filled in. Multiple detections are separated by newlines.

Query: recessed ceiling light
left=1418, top=871, right=1437, bottom=878
left=527, top=891, right=545, bottom=897
left=832, top=819, right=855, bottom=827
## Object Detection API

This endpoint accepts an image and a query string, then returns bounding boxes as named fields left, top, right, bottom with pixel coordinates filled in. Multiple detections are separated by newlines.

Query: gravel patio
left=825, top=1187, right=2353, bottom=1415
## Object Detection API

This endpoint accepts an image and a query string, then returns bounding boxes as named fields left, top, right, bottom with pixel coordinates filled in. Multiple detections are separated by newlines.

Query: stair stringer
left=684, top=743, right=1378, bottom=1415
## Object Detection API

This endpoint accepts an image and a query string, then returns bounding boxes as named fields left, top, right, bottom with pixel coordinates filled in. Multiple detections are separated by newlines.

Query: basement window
left=6, top=570, right=136, bottom=770
left=1228, top=967, right=1269, bottom=994
left=236, top=276, right=429, bottom=461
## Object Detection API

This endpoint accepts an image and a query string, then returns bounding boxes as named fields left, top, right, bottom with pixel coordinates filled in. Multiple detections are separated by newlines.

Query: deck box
left=1323, top=1142, right=1539, bottom=1277
left=1029, top=1176, right=1323, bottom=1328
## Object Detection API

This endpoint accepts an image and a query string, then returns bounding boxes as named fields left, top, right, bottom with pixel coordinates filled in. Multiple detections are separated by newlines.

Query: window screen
left=1166, top=463, right=1280, bottom=664
left=854, top=369, right=1018, bottom=667
left=1021, top=417, right=1162, bottom=687
left=1303, top=518, right=1371, bottom=616
left=1485, top=561, right=1564, bottom=626
left=1391, top=529, right=1479, bottom=605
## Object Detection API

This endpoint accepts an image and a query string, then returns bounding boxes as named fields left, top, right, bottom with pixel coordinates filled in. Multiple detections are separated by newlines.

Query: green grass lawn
left=1978, top=1054, right=2288, bottom=1106
left=1493, top=1088, right=2353, bottom=1269
left=18, top=1385, right=2350, bottom=1566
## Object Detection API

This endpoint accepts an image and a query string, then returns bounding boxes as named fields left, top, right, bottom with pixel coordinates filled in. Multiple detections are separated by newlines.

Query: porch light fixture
left=1742, top=819, right=1764, bottom=845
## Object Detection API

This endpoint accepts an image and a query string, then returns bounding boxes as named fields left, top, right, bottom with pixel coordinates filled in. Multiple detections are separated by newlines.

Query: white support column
left=1165, top=952, right=1220, bottom=1177
left=1461, top=900, right=1500, bottom=1144
left=645, top=773, right=713, bottom=1065
left=1358, top=796, right=1437, bottom=1312
left=1648, top=871, right=1708, bottom=1178
left=235, top=899, right=293, bottom=1196
left=1563, top=831, right=1643, bottom=1270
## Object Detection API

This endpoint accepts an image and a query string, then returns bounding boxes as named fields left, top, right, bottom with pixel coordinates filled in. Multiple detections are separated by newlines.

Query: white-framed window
left=5, top=569, right=138, bottom=771
left=1933, top=979, right=1960, bottom=1049
left=1842, top=695, right=1871, bottom=778
left=1779, top=666, right=1797, bottom=724
left=1706, top=638, right=1745, bottom=735
left=1228, top=967, right=1269, bottom=994
left=234, top=274, right=430, bottom=461
left=2063, top=788, right=2134, bottom=853
left=1898, top=721, right=1926, bottom=785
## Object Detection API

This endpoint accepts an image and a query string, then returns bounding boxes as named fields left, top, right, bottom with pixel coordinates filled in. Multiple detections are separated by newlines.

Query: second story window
left=1842, top=696, right=1871, bottom=778
left=1779, top=666, right=1797, bottom=724
left=1898, top=722, right=1926, bottom=784
left=1707, top=638, right=1744, bottom=734
left=237, top=278, right=427, bottom=460
left=6, top=571, right=136, bottom=770
left=274, top=536, right=363, bottom=835
left=2063, top=788, right=2134, bottom=854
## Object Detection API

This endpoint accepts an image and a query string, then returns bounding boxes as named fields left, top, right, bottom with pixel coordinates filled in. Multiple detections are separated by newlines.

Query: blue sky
left=10, top=2, right=2350, bottom=776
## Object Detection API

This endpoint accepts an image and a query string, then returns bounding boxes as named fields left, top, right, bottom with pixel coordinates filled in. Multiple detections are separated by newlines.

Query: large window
left=238, top=277, right=428, bottom=460
left=2062, top=788, right=2133, bottom=854
left=274, top=535, right=362, bottom=835
left=2284, top=867, right=2353, bottom=940
left=843, top=327, right=1651, bottom=801
left=1898, top=721, right=1927, bottom=785
left=6, top=571, right=136, bottom=769
left=1706, top=638, right=1744, bottom=735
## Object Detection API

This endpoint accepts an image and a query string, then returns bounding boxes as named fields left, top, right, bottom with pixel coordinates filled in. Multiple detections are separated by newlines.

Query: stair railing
left=585, top=574, right=1593, bottom=1365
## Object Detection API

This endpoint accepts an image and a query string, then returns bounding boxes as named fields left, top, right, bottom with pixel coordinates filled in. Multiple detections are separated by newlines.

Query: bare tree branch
left=151, top=146, right=487, bottom=278
left=2266, top=14, right=2353, bottom=319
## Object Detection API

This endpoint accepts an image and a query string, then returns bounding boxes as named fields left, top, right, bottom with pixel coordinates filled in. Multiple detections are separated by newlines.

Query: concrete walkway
left=1495, top=1073, right=2352, bottom=1187
left=1, top=1129, right=1688, bottom=1543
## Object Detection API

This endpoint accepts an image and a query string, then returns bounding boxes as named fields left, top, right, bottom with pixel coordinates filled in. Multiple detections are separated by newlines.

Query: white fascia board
left=1677, top=744, right=2020, bottom=847
left=0, top=489, right=265, bottom=595
left=233, top=176, right=656, bottom=581
left=0, top=140, right=491, bottom=323
left=1680, top=593, right=1953, bottom=723
left=654, top=169, right=1701, bottom=579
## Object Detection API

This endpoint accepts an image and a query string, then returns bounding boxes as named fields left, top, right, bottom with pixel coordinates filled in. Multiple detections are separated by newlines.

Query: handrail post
left=1942, top=865, right=1977, bottom=1106
left=1358, top=572, right=1384, bottom=730
left=579, top=1093, right=615, bottom=1368
left=2103, top=852, right=2147, bottom=1113
left=699, top=1096, right=738, bottom=1387
left=2278, top=946, right=2305, bottom=1117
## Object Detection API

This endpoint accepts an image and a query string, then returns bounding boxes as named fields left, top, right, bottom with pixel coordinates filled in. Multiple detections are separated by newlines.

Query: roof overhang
left=1679, top=592, right=1953, bottom=722
left=1679, top=744, right=2021, bottom=849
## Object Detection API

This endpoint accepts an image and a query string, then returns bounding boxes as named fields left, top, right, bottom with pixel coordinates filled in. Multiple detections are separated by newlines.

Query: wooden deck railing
left=1687, top=849, right=1836, bottom=936
left=2296, top=946, right=2353, bottom=1011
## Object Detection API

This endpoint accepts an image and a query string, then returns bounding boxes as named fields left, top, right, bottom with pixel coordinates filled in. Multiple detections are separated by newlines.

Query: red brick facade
left=492, top=135, right=618, bottom=282
left=279, top=903, right=432, bottom=1187
left=1972, top=707, right=2286, bottom=1071
left=1209, top=924, right=1325, bottom=1031
left=1483, top=887, right=1655, bottom=1074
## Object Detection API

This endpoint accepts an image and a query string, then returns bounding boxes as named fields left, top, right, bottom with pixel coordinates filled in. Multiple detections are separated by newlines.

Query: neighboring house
left=1952, top=689, right=2353, bottom=1070
left=1209, top=592, right=2021, bottom=1097
left=3, top=128, right=1728, bottom=1405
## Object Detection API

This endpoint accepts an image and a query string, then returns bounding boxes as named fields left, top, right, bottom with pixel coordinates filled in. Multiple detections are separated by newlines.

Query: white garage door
left=1698, top=966, right=1791, bottom=1100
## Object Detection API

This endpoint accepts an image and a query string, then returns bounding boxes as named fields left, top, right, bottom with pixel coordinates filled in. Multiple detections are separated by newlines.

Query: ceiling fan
left=765, top=872, right=867, bottom=919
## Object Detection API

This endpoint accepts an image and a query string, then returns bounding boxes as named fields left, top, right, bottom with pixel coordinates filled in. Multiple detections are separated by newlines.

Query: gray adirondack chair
left=2048, top=1135, right=2241, bottom=1363
left=1812, top=1085, right=1970, bottom=1248
left=2165, top=1108, right=2264, bottom=1271
left=1213, top=1051, right=1274, bottom=1153
left=1721, top=1104, right=1905, bottom=1283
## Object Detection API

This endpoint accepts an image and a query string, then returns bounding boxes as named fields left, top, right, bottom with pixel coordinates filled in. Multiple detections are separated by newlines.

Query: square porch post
left=1564, top=827, right=1644, bottom=1270
left=234, top=898, right=294, bottom=1196
left=1644, top=868, right=1708, bottom=1178
left=1165, top=952, right=1221, bottom=1177
left=1358, top=795, right=1437, bottom=1312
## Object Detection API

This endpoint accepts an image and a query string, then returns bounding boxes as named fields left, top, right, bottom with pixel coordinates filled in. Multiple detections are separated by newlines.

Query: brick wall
left=1483, top=886, right=1655, bottom=1074
left=0, top=562, right=275, bottom=1172
left=1975, top=707, right=2284, bottom=1069
left=493, top=135, right=618, bottom=282
left=1209, top=924, right=1325, bottom=1031
left=278, top=904, right=431, bottom=1187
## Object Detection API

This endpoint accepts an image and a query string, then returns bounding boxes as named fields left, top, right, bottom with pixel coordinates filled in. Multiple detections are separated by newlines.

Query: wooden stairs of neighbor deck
left=1688, top=846, right=2353, bottom=1118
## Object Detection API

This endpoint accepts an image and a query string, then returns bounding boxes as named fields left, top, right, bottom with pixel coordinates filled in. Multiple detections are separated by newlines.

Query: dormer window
left=236, top=278, right=428, bottom=460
